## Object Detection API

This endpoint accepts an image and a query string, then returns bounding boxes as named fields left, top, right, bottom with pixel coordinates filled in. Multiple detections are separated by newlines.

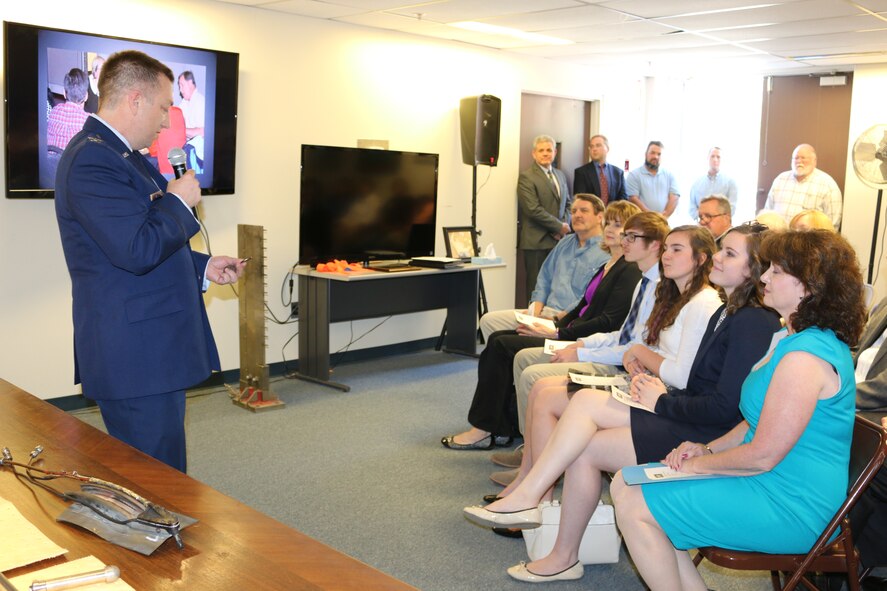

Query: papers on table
left=514, top=311, right=557, bottom=331
left=543, top=339, right=573, bottom=354
left=622, top=462, right=724, bottom=486
left=0, top=497, right=67, bottom=573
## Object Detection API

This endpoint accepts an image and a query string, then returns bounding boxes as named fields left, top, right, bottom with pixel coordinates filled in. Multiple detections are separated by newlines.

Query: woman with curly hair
left=612, top=230, right=867, bottom=591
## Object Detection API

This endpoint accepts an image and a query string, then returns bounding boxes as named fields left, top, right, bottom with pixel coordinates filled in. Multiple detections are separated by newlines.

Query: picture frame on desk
left=442, top=226, right=477, bottom=261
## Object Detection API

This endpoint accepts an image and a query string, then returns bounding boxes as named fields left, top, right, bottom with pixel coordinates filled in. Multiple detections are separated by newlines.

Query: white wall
left=843, top=64, right=887, bottom=302
left=4, top=1, right=872, bottom=401
left=0, top=0, right=618, bottom=399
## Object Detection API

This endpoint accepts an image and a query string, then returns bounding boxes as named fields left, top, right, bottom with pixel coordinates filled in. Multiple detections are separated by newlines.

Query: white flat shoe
left=507, top=561, right=583, bottom=583
left=463, top=505, right=541, bottom=529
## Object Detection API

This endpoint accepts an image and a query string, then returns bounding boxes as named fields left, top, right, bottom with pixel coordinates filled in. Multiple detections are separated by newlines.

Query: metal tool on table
left=30, top=565, right=120, bottom=590
left=0, top=446, right=195, bottom=554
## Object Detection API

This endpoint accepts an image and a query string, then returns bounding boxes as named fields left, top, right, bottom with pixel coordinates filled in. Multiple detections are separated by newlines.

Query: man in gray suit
left=843, top=297, right=887, bottom=588
left=856, top=297, right=887, bottom=414
left=517, top=134, right=571, bottom=299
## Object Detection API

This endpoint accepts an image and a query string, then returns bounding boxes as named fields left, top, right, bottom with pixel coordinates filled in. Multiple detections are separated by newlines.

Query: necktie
left=598, top=164, right=609, bottom=204
left=618, top=276, right=650, bottom=345
left=547, top=170, right=560, bottom=197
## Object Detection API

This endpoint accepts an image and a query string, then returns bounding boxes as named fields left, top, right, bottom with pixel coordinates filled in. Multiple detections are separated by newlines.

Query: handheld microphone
left=167, top=147, right=199, bottom=219
left=168, top=147, right=188, bottom=179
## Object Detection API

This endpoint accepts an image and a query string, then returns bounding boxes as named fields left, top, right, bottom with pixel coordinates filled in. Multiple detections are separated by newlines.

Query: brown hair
left=760, top=230, right=866, bottom=346
left=573, top=193, right=605, bottom=215
left=645, top=225, right=717, bottom=345
left=722, top=223, right=769, bottom=314
left=604, top=201, right=642, bottom=225
left=98, top=50, right=174, bottom=110
left=623, top=211, right=669, bottom=254
left=599, top=201, right=642, bottom=253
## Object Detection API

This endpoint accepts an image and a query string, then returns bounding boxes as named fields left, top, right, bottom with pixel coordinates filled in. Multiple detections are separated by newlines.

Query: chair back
left=782, top=415, right=887, bottom=590
left=848, top=415, right=886, bottom=497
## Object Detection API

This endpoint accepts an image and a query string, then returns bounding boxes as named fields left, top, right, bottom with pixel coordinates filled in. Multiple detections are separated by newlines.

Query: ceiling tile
left=750, top=28, right=887, bottom=52
left=335, top=10, right=453, bottom=32
left=532, top=18, right=678, bottom=42
left=656, top=0, right=868, bottom=31
left=205, top=0, right=887, bottom=75
left=476, top=4, right=641, bottom=31
left=261, top=0, right=368, bottom=17
left=702, top=15, right=887, bottom=42
left=319, top=0, right=450, bottom=9
left=384, top=0, right=583, bottom=23
left=596, top=0, right=799, bottom=19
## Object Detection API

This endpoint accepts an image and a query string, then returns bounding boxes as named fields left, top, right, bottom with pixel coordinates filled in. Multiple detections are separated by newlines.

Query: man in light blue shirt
left=688, top=147, right=738, bottom=219
left=626, top=141, right=679, bottom=218
left=480, top=194, right=609, bottom=340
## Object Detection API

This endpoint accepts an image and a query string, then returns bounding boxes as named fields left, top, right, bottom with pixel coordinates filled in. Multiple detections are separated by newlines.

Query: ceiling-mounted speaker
left=460, top=95, right=501, bottom=167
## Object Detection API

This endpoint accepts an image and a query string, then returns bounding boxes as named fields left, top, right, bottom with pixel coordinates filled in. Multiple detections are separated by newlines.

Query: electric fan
left=852, top=124, right=887, bottom=283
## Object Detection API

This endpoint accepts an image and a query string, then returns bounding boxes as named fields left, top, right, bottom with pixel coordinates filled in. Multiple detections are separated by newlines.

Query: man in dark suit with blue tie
left=54, top=50, right=245, bottom=472
left=517, top=135, right=571, bottom=299
left=573, top=134, right=627, bottom=205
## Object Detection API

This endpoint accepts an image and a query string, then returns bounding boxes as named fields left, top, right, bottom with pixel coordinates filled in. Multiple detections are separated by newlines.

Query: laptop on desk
left=366, top=261, right=421, bottom=272
left=409, top=256, right=465, bottom=269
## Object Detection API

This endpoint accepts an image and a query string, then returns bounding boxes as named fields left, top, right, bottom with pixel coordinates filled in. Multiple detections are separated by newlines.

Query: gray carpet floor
left=71, top=349, right=775, bottom=591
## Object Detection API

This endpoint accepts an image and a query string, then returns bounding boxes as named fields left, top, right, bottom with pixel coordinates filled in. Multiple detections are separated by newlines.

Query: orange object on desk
left=316, top=260, right=363, bottom=273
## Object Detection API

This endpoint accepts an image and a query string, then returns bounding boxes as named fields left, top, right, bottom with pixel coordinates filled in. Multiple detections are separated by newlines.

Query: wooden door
left=757, top=74, right=853, bottom=212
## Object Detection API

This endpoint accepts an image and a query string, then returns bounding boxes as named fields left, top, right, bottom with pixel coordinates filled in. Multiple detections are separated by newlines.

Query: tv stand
left=294, top=265, right=496, bottom=391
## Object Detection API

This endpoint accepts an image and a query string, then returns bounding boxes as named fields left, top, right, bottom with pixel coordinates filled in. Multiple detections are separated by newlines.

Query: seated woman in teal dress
left=611, top=230, right=868, bottom=591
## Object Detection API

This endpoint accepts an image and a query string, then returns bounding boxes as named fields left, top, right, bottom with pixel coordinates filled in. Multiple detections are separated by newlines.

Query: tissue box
left=522, top=500, right=621, bottom=564
left=470, top=256, right=502, bottom=265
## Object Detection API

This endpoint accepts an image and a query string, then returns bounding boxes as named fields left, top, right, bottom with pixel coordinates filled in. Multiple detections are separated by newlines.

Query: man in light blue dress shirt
left=688, top=147, right=738, bottom=219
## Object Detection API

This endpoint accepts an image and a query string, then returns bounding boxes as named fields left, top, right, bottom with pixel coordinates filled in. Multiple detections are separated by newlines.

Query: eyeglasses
left=620, top=232, right=649, bottom=243
left=697, top=213, right=728, bottom=224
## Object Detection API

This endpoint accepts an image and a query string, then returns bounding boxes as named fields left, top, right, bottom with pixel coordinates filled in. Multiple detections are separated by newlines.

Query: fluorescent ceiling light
left=794, top=50, right=887, bottom=61
left=669, top=4, right=779, bottom=18
left=450, top=21, right=573, bottom=46
left=695, top=22, right=775, bottom=33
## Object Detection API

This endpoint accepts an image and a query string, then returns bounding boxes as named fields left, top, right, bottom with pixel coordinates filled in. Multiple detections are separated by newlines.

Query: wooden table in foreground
left=0, top=379, right=416, bottom=591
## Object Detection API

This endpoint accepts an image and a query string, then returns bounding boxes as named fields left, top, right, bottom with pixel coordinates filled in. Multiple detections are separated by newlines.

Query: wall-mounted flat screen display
left=4, top=21, right=239, bottom=198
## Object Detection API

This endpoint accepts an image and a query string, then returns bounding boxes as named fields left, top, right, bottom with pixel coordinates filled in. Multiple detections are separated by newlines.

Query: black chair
left=693, top=415, right=887, bottom=591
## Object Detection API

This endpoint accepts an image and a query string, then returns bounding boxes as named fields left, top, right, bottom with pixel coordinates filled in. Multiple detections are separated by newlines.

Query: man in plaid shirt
left=47, top=68, right=90, bottom=150
left=764, top=143, right=843, bottom=229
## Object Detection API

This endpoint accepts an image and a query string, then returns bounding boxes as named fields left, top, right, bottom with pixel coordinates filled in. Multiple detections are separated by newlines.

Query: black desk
left=295, top=265, right=495, bottom=390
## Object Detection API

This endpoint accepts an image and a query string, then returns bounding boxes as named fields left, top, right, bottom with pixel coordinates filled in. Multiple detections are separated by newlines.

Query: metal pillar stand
left=227, top=224, right=285, bottom=412
left=436, top=163, right=489, bottom=353
left=869, top=188, right=883, bottom=285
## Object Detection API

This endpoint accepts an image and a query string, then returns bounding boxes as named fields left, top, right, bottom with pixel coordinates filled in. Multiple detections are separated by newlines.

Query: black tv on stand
left=298, top=145, right=439, bottom=266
